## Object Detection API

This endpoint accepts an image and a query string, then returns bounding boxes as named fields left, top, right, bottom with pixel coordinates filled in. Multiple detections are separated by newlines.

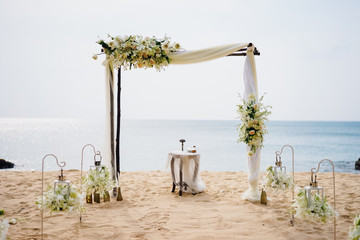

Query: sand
left=1, top=170, right=359, bottom=240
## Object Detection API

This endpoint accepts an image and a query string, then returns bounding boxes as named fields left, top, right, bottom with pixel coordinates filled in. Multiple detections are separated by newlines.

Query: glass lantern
left=54, top=168, right=70, bottom=200
left=304, top=170, right=324, bottom=207
left=273, top=153, right=286, bottom=177
left=80, top=144, right=110, bottom=205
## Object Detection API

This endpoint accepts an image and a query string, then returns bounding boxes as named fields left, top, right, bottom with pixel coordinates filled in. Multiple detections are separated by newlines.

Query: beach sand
left=1, top=170, right=359, bottom=239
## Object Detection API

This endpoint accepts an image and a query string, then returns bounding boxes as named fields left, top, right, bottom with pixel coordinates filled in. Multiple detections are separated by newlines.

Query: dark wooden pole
left=116, top=67, right=121, bottom=179
left=116, top=66, right=123, bottom=201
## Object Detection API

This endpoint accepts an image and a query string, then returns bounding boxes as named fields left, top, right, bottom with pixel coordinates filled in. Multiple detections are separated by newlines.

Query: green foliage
left=95, top=35, right=181, bottom=71
left=237, top=93, right=271, bottom=155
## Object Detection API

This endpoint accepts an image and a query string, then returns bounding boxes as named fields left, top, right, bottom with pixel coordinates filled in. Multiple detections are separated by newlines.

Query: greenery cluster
left=95, top=35, right=181, bottom=71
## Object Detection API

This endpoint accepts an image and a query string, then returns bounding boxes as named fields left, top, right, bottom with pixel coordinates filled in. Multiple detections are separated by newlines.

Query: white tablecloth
left=167, top=150, right=206, bottom=193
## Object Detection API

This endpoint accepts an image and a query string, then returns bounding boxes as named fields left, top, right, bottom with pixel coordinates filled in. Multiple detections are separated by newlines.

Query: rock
left=356, top=158, right=360, bottom=170
left=0, top=159, right=15, bottom=169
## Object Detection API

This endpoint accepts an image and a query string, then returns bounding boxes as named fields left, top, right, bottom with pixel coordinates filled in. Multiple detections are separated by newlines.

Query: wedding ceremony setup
left=1, top=34, right=359, bottom=240
left=94, top=35, right=264, bottom=202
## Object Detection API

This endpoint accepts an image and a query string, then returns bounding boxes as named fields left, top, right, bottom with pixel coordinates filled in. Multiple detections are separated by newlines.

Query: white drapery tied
left=241, top=49, right=261, bottom=202
left=169, top=43, right=249, bottom=64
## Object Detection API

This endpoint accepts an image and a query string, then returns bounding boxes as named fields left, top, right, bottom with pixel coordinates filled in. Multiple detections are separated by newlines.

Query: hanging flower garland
left=349, top=214, right=360, bottom=240
left=36, top=184, right=85, bottom=214
left=292, top=188, right=337, bottom=223
left=260, top=166, right=295, bottom=191
left=94, top=35, right=181, bottom=71
left=237, top=93, right=271, bottom=156
left=82, top=166, right=115, bottom=198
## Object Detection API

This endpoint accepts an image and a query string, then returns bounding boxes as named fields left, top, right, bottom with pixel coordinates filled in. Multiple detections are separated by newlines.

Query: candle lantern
left=304, top=170, right=324, bottom=207
left=54, top=168, right=71, bottom=200
left=81, top=144, right=102, bottom=204
left=273, top=153, right=286, bottom=176
left=305, top=159, right=336, bottom=240
left=41, top=154, right=69, bottom=240
left=274, top=144, right=295, bottom=225
left=90, top=152, right=103, bottom=204
left=80, top=143, right=113, bottom=211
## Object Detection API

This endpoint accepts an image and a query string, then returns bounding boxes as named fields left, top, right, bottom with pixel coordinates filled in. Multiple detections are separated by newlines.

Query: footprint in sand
left=138, top=212, right=170, bottom=231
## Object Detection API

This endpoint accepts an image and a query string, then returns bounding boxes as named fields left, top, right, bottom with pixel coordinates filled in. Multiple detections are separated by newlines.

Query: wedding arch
left=95, top=35, right=261, bottom=201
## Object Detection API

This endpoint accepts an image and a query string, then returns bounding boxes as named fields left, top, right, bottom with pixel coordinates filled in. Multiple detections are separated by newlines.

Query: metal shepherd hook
left=41, top=154, right=66, bottom=240
left=311, top=159, right=336, bottom=240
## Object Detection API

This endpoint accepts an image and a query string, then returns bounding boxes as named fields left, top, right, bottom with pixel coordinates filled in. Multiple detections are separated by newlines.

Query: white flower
left=9, top=219, right=16, bottom=225
left=292, top=188, right=337, bottom=223
left=115, top=36, right=121, bottom=43
left=92, top=54, right=98, bottom=60
left=260, top=166, right=295, bottom=191
left=96, top=35, right=181, bottom=72
left=162, top=42, right=169, bottom=50
left=36, top=184, right=84, bottom=214
left=82, top=166, right=115, bottom=197
left=237, top=93, right=271, bottom=153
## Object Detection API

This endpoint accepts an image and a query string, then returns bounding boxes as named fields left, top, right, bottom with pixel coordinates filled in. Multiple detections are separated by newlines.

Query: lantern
left=305, top=159, right=336, bottom=240
left=304, top=170, right=324, bottom=207
left=273, top=153, right=286, bottom=176
left=54, top=168, right=70, bottom=200
left=41, top=154, right=69, bottom=240
left=80, top=144, right=112, bottom=208
left=81, top=144, right=103, bottom=204
left=274, top=144, right=295, bottom=225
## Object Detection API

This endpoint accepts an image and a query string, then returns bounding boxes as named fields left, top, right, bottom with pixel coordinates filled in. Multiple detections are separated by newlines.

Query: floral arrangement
left=261, top=166, right=295, bottom=191
left=95, top=35, right=181, bottom=71
left=349, top=214, right=360, bottom=240
left=292, top=188, right=337, bottom=223
left=237, top=93, right=271, bottom=156
left=36, top=184, right=85, bottom=214
left=82, top=166, right=115, bottom=197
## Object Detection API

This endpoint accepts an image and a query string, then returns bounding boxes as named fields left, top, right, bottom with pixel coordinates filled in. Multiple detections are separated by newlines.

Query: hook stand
left=275, top=144, right=295, bottom=226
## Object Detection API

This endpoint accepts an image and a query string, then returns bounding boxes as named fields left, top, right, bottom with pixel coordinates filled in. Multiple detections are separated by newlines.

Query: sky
left=0, top=0, right=359, bottom=121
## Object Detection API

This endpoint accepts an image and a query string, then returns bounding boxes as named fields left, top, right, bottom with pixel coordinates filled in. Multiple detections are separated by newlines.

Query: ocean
left=0, top=118, right=359, bottom=174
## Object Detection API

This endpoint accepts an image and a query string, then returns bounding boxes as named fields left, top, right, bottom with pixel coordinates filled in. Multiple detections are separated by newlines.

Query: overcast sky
left=0, top=0, right=359, bottom=121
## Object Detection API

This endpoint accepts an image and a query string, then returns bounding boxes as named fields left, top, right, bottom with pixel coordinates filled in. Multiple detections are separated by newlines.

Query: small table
left=167, top=150, right=205, bottom=196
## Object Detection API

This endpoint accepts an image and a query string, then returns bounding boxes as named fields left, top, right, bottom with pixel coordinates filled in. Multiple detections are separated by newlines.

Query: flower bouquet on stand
left=36, top=184, right=85, bottom=214
left=261, top=166, right=296, bottom=192
left=292, top=188, right=337, bottom=223
left=82, top=166, right=115, bottom=203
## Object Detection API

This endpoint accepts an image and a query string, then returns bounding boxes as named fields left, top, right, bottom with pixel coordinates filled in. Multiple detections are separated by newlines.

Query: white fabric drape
left=241, top=48, right=261, bottom=202
left=167, top=151, right=206, bottom=193
left=169, top=43, right=248, bottom=64
left=103, top=61, right=117, bottom=184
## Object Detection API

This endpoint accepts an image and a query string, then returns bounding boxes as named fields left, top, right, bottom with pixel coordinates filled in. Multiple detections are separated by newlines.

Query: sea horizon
left=0, top=118, right=359, bottom=174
